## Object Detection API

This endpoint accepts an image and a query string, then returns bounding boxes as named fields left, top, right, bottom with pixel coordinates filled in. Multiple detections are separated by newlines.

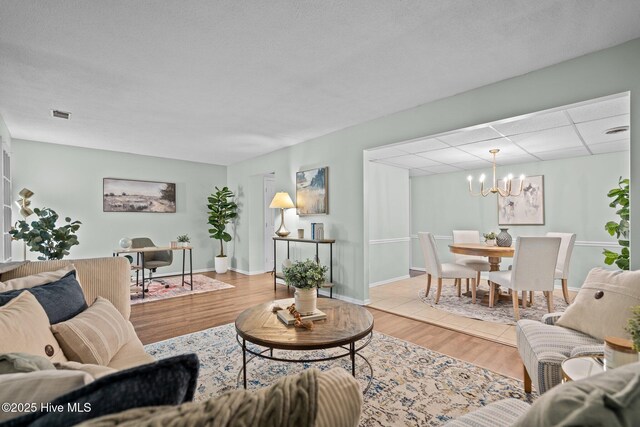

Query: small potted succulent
left=177, top=234, right=190, bottom=248
left=283, top=259, right=328, bottom=315
left=483, top=232, right=497, bottom=246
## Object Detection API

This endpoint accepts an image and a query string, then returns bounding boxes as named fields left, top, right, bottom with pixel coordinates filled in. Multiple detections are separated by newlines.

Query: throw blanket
left=80, top=367, right=319, bottom=427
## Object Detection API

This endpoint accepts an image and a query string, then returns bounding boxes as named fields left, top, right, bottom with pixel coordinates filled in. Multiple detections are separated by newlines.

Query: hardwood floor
left=130, top=271, right=523, bottom=380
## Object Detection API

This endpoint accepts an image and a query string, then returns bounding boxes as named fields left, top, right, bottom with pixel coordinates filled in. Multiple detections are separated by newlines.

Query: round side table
left=561, top=355, right=605, bottom=382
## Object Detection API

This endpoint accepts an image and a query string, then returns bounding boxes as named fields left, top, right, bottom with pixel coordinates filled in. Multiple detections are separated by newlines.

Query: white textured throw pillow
left=557, top=268, right=640, bottom=340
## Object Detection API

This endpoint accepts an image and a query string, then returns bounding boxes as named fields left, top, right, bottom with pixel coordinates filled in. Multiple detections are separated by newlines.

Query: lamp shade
left=269, top=192, right=295, bottom=209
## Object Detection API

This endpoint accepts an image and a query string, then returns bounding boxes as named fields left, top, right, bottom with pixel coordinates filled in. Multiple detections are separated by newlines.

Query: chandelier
left=467, top=149, right=525, bottom=197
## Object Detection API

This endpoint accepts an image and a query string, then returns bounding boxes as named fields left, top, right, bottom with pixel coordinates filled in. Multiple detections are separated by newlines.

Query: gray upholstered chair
left=132, top=237, right=173, bottom=288
left=418, top=232, right=477, bottom=304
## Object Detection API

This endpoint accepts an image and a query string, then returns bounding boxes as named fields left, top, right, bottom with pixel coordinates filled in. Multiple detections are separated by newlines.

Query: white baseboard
left=410, top=267, right=426, bottom=272
left=275, top=279, right=369, bottom=305
left=369, top=275, right=410, bottom=288
left=228, top=267, right=266, bottom=276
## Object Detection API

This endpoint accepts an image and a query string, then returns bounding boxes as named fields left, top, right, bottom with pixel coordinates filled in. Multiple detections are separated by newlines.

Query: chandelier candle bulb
left=467, top=149, right=525, bottom=198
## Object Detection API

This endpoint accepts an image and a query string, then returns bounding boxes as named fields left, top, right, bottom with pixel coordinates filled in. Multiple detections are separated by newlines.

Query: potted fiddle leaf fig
left=207, top=186, right=238, bottom=274
left=10, top=207, right=82, bottom=260
left=603, top=177, right=629, bottom=270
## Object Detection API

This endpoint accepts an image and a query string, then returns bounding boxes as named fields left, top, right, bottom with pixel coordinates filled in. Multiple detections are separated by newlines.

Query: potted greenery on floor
left=283, top=259, right=328, bottom=315
left=207, top=186, right=238, bottom=274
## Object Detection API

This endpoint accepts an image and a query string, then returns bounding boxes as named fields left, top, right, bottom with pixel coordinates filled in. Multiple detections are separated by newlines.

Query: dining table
left=448, top=242, right=516, bottom=306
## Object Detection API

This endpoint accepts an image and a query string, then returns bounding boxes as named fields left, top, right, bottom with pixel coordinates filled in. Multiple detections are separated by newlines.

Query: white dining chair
left=488, top=237, right=561, bottom=321
left=418, top=232, right=477, bottom=304
left=546, top=232, right=576, bottom=304
left=452, top=230, right=491, bottom=303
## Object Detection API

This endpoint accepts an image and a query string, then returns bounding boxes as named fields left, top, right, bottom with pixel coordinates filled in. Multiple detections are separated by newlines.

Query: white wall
left=11, top=139, right=227, bottom=274
left=366, top=161, right=410, bottom=286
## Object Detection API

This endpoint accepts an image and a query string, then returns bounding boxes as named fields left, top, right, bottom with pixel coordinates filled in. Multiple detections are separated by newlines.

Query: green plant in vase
left=207, top=186, right=238, bottom=274
left=10, top=207, right=81, bottom=260
left=626, top=305, right=640, bottom=352
left=283, top=259, right=328, bottom=315
left=603, top=177, right=629, bottom=270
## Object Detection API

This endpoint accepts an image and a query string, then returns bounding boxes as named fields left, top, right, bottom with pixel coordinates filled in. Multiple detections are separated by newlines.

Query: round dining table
left=448, top=243, right=514, bottom=271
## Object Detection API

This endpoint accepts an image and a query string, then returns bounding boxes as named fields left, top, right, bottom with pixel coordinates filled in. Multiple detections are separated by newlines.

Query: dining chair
left=488, top=237, right=561, bottom=321
left=418, top=232, right=477, bottom=304
left=452, top=230, right=491, bottom=303
left=545, top=232, right=576, bottom=304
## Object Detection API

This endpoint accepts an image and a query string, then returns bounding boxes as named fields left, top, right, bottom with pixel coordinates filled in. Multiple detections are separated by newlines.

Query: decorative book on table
left=311, top=223, right=325, bottom=240
left=277, top=305, right=327, bottom=325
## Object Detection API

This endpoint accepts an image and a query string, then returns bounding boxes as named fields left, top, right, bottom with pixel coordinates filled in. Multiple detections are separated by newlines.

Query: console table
left=113, top=246, right=193, bottom=299
left=272, top=237, right=335, bottom=298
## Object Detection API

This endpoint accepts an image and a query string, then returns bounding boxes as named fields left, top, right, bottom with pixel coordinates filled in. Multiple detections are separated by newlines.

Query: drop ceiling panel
left=534, top=146, right=590, bottom=161
left=417, top=147, right=480, bottom=163
left=575, top=114, right=630, bottom=145
left=492, top=111, right=570, bottom=136
left=589, top=139, right=630, bottom=154
left=396, top=138, right=448, bottom=153
left=509, top=126, right=583, bottom=153
left=378, top=154, right=441, bottom=168
left=437, top=127, right=503, bottom=146
left=367, top=146, right=407, bottom=160
left=457, top=138, right=528, bottom=158
left=567, top=97, right=630, bottom=123
left=495, top=154, right=538, bottom=165
left=450, top=160, right=494, bottom=170
left=423, top=164, right=461, bottom=173
left=409, top=168, right=435, bottom=177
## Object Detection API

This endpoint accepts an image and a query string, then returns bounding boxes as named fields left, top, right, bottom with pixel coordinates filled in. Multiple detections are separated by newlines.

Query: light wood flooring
left=130, top=271, right=523, bottom=380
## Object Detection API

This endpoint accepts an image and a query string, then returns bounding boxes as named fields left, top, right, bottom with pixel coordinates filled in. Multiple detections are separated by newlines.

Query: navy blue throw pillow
left=0, top=270, right=88, bottom=324
left=5, top=354, right=199, bottom=427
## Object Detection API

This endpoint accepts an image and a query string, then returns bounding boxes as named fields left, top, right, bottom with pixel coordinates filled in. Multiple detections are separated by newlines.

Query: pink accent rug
left=130, top=274, right=234, bottom=305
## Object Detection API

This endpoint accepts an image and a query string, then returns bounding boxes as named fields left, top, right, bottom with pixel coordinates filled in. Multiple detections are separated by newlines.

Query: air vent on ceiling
left=605, top=126, right=629, bottom=135
left=51, top=110, right=71, bottom=120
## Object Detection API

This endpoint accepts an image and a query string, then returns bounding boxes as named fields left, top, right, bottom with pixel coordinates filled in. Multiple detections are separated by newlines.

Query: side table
left=561, top=355, right=604, bottom=382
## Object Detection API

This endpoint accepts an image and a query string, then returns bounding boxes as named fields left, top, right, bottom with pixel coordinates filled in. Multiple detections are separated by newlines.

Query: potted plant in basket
left=483, top=232, right=497, bottom=246
left=177, top=234, right=190, bottom=248
left=283, top=259, right=328, bottom=315
left=207, top=186, right=238, bottom=274
left=10, top=207, right=82, bottom=260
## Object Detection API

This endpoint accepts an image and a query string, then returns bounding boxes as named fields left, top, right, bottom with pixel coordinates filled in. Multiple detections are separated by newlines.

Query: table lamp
left=270, top=192, right=295, bottom=237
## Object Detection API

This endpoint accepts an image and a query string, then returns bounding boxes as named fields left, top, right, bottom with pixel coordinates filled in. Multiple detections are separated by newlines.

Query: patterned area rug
left=419, top=283, right=567, bottom=325
left=145, top=323, right=535, bottom=426
left=130, top=274, right=234, bottom=305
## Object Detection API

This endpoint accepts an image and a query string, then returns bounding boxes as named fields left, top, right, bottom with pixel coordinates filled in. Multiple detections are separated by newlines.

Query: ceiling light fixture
left=467, top=149, right=525, bottom=197
left=605, top=126, right=629, bottom=135
left=51, top=110, right=71, bottom=119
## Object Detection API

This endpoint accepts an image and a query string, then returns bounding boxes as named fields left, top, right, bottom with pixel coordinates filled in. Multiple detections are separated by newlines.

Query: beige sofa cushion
left=0, top=370, right=93, bottom=421
left=0, top=265, right=75, bottom=292
left=55, top=361, right=118, bottom=379
left=557, top=268, right=640, bottom=340
left=0, top=292, right=67, bottom=363
left=107, top=321, right=155, bottom=370
left=52, top=297, right=130, bottom=366
left=0, top=257, right=132, bottom=320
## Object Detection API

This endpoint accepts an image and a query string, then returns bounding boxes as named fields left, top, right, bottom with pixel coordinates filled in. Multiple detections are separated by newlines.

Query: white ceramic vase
left=215, top=256, right=228, bottom=274
left=294, top=287, right=317, bottom=315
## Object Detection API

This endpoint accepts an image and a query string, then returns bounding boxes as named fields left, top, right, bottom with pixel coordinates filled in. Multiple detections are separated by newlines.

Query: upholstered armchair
left=516, top=313, right=602, bottom=394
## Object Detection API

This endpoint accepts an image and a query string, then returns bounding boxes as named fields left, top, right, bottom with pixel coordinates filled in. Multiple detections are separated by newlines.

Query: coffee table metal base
left=236, top=332, right=374, bottom=394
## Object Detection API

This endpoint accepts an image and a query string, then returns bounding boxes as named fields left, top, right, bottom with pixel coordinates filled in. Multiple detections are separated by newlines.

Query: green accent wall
left=410, top=151, right=628, bottom=289
left=228, top=38, right=640, bottom=303
left=11, top=139, right=226, bottom=273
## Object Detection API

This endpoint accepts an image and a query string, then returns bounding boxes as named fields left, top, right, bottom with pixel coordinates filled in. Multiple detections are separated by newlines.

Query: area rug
left=419, top=284, right=567, bottom=325
left=145, top=323, right=535, bottom=426
left=130, top=274, right=234, bottom=304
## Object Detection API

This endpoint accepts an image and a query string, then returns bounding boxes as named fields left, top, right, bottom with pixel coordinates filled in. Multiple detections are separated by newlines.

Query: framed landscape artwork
left=103, top=178, right=176, bottom=213
left=296, top=167, right=328, bottom=215
left=497, top=175, right=544, bottom=225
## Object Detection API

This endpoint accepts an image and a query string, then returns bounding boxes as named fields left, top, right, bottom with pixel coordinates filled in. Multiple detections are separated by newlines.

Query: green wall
left=367, top=162, right=410, bottom=286
left=228, top=38, right=640, bottom=304
left=410, top=151, right=628, bottom=289
left=11, top=139, right=227, bottom=273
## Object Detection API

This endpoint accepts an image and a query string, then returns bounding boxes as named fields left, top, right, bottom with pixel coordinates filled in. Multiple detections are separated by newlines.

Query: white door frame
left=264, top=174, right=276, bottom=272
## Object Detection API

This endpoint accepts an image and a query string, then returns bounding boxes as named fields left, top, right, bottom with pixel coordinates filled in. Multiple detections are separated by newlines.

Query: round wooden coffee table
left=235, top=298, right=374, bottom=391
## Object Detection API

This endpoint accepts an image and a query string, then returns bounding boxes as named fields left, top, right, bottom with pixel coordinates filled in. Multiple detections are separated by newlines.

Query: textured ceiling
left=368, top=93, right=630, bottom=176
left=1, top=1, right=639, bottom=165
